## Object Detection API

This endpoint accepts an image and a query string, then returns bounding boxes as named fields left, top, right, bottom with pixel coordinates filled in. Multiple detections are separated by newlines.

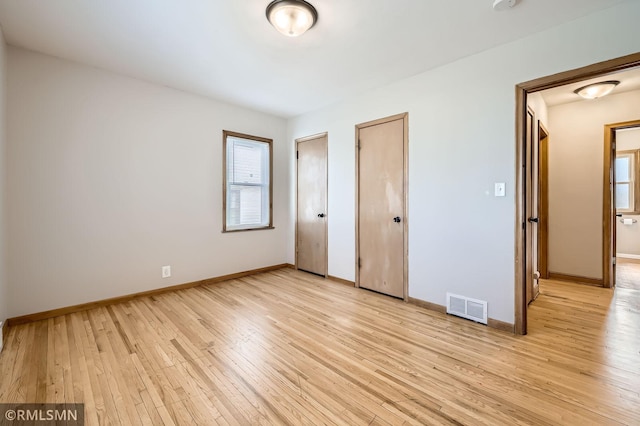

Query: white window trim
left=616, top=150, right=640, bottom=214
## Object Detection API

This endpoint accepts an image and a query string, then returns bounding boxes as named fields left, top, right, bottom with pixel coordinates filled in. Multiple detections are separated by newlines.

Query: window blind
left=226, top=136, right=270, bottom=230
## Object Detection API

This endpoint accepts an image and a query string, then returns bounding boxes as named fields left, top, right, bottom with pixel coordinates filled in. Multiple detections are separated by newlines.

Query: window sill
left=222, top=226, right=275, bottom=233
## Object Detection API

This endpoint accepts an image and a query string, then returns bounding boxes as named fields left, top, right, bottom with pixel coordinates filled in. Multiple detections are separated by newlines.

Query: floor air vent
left=446, top=293, right=488, bottom=325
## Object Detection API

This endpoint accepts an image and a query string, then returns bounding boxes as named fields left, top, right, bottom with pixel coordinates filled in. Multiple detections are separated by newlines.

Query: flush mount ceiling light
left=493, top=0, right=517, bottom=11
left=266, top=0, right=318, bottom=37
left=574, top=80, right=620, bottom=100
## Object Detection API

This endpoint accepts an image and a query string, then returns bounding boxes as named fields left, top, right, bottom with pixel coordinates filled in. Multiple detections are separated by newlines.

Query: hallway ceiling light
left=266, top=0, right=318, bottom=37
left=574, top=80, right=620, bottom=99
left=493, top=0, right=517, bottom=11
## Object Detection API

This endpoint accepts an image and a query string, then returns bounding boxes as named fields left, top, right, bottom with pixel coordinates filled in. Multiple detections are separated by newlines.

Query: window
left=615, top=150, right=640, bottom=214
left=223, top=131, right=273, bottom=232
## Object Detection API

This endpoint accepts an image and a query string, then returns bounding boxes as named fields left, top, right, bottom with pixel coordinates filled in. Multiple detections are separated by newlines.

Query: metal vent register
left=446, top=293, right=488, bottom=324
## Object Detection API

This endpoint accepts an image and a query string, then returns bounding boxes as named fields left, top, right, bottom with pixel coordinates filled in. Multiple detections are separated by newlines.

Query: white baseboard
left=617, top=253, right=640, bottom=260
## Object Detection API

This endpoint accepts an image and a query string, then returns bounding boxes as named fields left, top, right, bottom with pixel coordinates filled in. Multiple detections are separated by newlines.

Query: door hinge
left=613, top=257, right=616, bottom=265
left=358, top=257, right=361, bottom=268
left=612, top=142, right=616, bottom=150
left=296, top=151, right=299, bottom=159
left=357, top=140, right=361, bottom=150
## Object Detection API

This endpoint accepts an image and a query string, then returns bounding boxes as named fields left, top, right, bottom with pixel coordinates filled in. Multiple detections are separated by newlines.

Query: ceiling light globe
left=266, top=0, right=318, bottom=37
left=574, top=81, right=620, bottom=100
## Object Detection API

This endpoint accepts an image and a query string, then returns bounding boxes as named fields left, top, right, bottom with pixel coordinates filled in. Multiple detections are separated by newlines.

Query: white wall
left=527, top=93, right=549, bottom=131
left=0, top=27, right=7, bottom=328
left=287, top=1, right=640, bottom=324
left=547, top=90, right=640, bottom=279
left=617, top=127, right=640, bottom=256
left=7, top=48, right=290, bottom=318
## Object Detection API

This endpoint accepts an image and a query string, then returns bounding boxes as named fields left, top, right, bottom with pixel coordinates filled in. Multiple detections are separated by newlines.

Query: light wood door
left=296, top=134, right=328, bottom=276
left=357, top=114, right=407, bottom=299
left=525, top=108, right=539, bottom=304
left=538, top=123, right=549, bottom=279
left=609, top=128, right=618, bottom=288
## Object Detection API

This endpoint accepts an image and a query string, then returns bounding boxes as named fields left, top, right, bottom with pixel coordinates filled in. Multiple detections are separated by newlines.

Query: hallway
left=530, top=277, right=639, bottom=424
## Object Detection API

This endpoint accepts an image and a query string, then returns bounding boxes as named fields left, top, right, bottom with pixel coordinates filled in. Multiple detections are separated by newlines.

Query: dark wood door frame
left=515, top=52, right=640, bottom=335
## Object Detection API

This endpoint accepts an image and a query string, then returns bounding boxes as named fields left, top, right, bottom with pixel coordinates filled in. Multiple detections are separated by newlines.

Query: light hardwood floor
left=0, top=269, right=639, bottom=425
left=617, top=258, right=640, bottom=290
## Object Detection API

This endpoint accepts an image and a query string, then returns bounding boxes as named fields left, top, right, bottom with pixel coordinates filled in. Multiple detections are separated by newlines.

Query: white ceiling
left=0, top=0, right=629, bottom=117
left=541, top=66, right=640, bottom=107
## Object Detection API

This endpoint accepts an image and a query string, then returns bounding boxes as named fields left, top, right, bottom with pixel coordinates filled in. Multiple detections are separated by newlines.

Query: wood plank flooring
left=0, top=269, right=639, bottom=425
left=617, top=258, right=640, bottom=290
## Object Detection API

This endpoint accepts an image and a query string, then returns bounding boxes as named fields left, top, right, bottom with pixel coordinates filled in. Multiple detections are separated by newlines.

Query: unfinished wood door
left=538, top=122, right=550, bottom=279
left=357, top=114, right=407, bottom=299
left=607, top=128, right=617, bottom=288
left=525, top=108, right=539, bottom=304
left=296, top=134, right=327, bottom=276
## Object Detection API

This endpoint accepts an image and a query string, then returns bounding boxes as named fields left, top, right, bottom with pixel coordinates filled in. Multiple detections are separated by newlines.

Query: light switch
left=494, top=182, right=506, bottom=197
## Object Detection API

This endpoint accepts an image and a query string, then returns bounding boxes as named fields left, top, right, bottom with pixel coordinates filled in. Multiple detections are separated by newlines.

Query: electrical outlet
left=162, top=266, right=171, bottom=278
left=494, top=182, right=506, bottom=197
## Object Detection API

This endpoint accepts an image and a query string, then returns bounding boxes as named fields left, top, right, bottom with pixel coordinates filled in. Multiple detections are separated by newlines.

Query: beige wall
left=288, top=1, right=640, bottom=323
left=616, top=127, right=640, bottom=257
left=547, top=90, right=640, bottom=279
left=0, top=27, right=7, bottom=329
left=527, top=93, right=549, bottom=130
left=3, top=1, right=640, bottom=325
left=6, top=48, right=290, bottom=318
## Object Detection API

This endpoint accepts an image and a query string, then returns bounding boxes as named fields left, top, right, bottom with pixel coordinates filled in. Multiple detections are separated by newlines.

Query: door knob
left=393, top=216, right=401, bottom=223
left=317, top=213, right=325, bottom=218
left=528, top=217, right=539, bottom=223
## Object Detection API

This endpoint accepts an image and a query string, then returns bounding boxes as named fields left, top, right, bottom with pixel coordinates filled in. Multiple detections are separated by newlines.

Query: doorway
left=515, top=52, right=640, bottom=335
left=606, top=121, right=640, bottom=288
left=296, top=133, right=328, bottom=277
left=355, top=113, right=408, bottom=300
